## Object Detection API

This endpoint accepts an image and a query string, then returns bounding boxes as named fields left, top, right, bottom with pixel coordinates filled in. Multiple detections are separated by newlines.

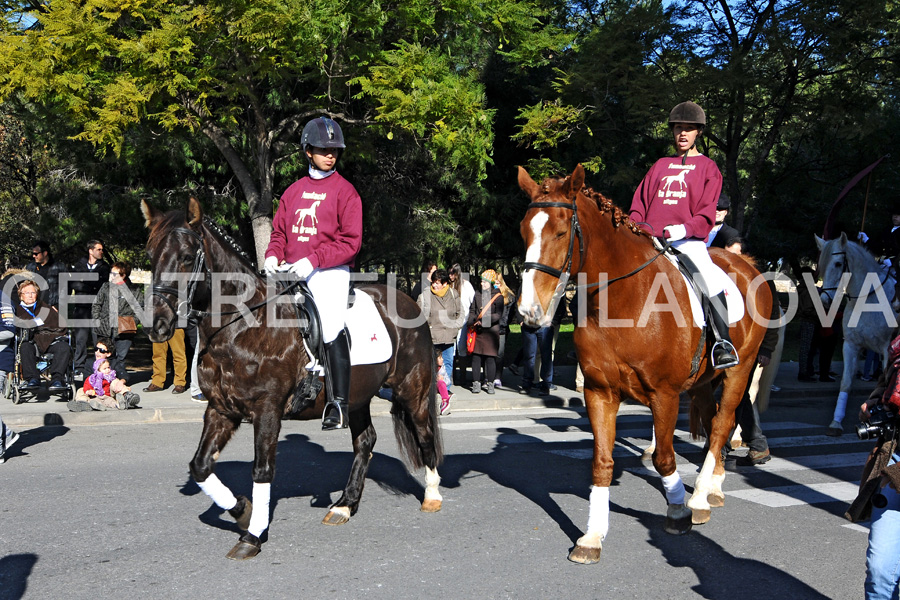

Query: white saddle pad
left=661, top=253, right=745, bottom=328
left=345, top=290, right=393, bottom=365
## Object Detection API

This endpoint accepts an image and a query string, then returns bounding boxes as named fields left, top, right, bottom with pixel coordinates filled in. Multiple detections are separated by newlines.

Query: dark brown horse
left=142, top=198, right=443, bottom=560
left=517, top=165, right=771, bottom=564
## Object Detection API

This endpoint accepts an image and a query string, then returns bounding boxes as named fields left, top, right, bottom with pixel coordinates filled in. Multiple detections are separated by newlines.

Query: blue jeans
left=435, top=343, right=455, bottom=390
left=521, top=325, right=553, bottom=389
left=867, top=453, right=900, bottom=600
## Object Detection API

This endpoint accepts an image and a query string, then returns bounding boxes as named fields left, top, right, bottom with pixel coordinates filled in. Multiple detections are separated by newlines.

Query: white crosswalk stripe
left=442, top=407, right=874, bottom=517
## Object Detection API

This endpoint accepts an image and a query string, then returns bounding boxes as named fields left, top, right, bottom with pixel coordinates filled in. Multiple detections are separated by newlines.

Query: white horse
left=294, top=200, right=321, bottom=229
left=815, top=233, right=898, bottom=435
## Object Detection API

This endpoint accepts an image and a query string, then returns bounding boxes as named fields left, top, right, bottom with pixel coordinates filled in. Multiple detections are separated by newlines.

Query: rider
left=264, top=116, right=363, bottom=430
left=629, top=100, right=739, bottom=369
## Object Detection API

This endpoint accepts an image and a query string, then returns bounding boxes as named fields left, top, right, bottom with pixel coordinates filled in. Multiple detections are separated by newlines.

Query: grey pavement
left=0, top=361, right=874, bottom=431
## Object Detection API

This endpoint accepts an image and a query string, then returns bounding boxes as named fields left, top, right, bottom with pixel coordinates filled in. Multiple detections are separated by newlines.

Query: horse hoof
left=692, top=508, right=711, bottom=525
left=322, top=507, right=351, bottom=526
left=568, top=544, right=602, bottom=564
left=420, top=499, right=442, bottom=513
left=228, top=495, right=253, bottom=531
left=225, top=532, right=261, bottom=560
left=707, top=493, right=725, bottom=508
left=664, top=504, right=693, bottom=535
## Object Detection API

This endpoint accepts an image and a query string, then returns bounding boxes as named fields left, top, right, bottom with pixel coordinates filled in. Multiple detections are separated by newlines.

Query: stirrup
left=322, top=399, right=348, bottom=430
left=711, top=340, right=739, bottom=370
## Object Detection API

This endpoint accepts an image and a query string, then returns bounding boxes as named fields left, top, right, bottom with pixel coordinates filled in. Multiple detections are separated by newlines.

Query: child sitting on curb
left=68, top=357, right=140, bottom=411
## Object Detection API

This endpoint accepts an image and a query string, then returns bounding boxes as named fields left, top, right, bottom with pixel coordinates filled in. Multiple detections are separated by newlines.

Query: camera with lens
left=857, top=404, right=899, bottom=441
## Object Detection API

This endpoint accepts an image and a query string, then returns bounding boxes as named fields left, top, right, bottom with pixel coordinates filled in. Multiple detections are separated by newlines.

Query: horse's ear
left=814, top=234, right=825, bottom=251
left=140, top=199, right=162, bottom=230
left=570, top=164, right=585, bottom=195
left=840, top=231, right=848, bottom=245
left=187, top=197, right=203, bottom=228
left=517, top=166, right=540, bottom=199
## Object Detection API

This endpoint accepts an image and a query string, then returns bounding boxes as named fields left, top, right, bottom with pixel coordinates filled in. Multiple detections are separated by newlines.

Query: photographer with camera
left=848, top=332, right=900, bottom=600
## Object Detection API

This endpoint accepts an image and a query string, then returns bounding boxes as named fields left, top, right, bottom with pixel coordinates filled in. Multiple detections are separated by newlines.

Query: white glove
left=663, top=224, right=686, bottom=241
left=858, top=231, right=869, bottom=244
left=263, top=256, right=279, bottom=275
left=289, top=257, right=314, bottom=279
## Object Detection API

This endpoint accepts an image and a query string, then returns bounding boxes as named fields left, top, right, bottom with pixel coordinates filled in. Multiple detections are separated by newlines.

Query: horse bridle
left=151, top=225, right=302, bottom=323
left=151, top=227, right=210, bottom=321
left=821, top=250, right=892, bottom=303
left=522, top=198, right=669, bottom=292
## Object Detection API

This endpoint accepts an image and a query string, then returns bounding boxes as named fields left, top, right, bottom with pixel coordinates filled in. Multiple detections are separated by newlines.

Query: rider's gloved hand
left=858, top=231, right=870, bottom=244
left=885, top=258, right=893, bottom=270
left=289, top=257, right=314, bottom=279
left=663, top=224, right=686, bottom=242
left=263, top=256, right=279, bottom=275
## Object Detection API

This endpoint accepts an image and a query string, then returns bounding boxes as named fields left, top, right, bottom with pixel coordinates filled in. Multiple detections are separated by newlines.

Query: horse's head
left=142, top=197, right=208, bottom=342
left=517, top=164, right=585, bottom=327
left=815, top=232, right=852, bottom=309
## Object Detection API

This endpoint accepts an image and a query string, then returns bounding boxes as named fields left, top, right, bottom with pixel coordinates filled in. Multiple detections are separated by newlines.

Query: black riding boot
left=322, top=330, right=351, bottom=430
left=709, top=291, right=739, bottom=369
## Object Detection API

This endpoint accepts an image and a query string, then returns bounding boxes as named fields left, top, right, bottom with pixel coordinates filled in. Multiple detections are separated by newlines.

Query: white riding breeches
left=671, top=239, right=726, bottom=296
left=306, top=265, right=350, bottom=343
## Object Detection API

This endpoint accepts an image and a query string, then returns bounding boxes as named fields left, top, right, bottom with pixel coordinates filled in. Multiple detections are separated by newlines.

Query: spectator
left=417, top=268, right=464, bottom=394
left=466, top=269, right=504, bottom=394
left=858, top=208, right=900, bottom=269
left=707, top=193, right=740, bottom=249
left=0, top=276, right=19, bottom=463
left=519, top=323, right=554, bottom=396
left=92, top=261, right=142, bottom=383
left=494, top=273, right=516, bottom=389
left=436, top=352, right=453, bottom=416
left=533, top=294, right=567, bottom=392
left=144, top=329, right=188, bottom=394
left=449, top=263, right=476, bottom=385
left=69, top=239, right=111, bottom=381
left=70, top=355, right=141, bottom=411
left=15, top=279, right=71, bottom=392
left=186, top=323, right=206, bottom=403
left=25, top=240, right=65, bottom=308
left=796, top=266, right=819, bottom=381
left=723, top=237, right=744, bottom=255
left=411, top=260, right=438, bottom=302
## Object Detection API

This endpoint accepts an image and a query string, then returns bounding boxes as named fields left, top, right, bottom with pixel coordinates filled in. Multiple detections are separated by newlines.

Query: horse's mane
left=147, top=209, right=256, bottom=270
left=579, top=185, right=648, bottom=237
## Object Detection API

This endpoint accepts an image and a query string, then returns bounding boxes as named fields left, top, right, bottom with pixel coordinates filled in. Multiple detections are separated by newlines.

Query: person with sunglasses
left=24, top=240, right=66, bottom=309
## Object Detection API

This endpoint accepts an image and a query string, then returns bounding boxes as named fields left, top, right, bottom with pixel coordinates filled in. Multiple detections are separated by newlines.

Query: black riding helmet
left=668, top=101, right=706, bottom=164
left=301, top=116, right=346, bottom=151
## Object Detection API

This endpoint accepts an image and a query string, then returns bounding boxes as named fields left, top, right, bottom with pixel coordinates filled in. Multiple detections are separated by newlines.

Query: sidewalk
left=0, top=361, right=874, bottom=431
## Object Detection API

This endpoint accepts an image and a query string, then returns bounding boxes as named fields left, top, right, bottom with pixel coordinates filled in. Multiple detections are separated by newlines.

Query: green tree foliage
left=0, top=0, right=564, bottom=267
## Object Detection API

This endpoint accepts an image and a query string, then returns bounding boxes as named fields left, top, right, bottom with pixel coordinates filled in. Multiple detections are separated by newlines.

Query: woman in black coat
left=466, top=269, right=505, bottom=394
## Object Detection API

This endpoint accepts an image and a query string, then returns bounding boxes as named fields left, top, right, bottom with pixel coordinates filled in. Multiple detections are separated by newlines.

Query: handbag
left=117, top=315, right=137, bottom=335
left=467, top=293, right=501, bottom=353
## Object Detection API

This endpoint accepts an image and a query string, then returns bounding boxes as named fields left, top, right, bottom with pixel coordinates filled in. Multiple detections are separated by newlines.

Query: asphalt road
left=0, top=395, right=872, bottom=599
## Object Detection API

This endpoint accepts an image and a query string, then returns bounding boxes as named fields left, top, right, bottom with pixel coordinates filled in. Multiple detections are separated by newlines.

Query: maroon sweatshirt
left=266, top=172, right=362, bottom=269
left=629, top=154, right=722, bottom=242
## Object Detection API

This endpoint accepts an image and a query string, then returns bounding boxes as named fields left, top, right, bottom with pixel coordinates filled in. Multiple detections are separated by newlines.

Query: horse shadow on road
left=1, top=419, right=69, bottom=464
left=0, top=553, right=38, bottom=600
left=614, top=500, right=831, bottom=599
left=176, top=432, right=430, bottom=533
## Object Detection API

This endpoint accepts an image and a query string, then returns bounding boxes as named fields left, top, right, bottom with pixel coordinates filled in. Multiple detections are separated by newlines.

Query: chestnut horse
left=142, top=198, right=443, bottom=560
left=517, top=165, right=771, bottom=564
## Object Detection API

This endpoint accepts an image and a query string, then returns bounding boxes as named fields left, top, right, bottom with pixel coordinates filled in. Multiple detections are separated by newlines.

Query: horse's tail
left=391, top=358, right=443, bottom=470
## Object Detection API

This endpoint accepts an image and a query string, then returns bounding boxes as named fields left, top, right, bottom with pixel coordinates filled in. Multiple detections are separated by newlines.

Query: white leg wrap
left=197, top=474, right=237, bottom=511
left=585, top=486, right=610, bottom=541
left=248, top=482, right=271, bottom=538
left=833, top=391, right=849, bottom=423
left=661, top=472, right=686, bottom=505
left=424, top=466, right=442, bottom=502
